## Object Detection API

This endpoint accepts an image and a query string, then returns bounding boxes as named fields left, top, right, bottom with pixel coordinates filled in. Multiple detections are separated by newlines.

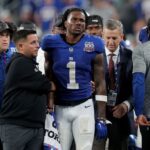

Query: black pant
left=0, top=139, right=2, bottom=150
left=140, top=125, right=150, bottom=150
left=108, top=123, right=128, bottom=150
left=0, top=124, right=44, bottom=150
left=106, top=106, right=130, bottom=150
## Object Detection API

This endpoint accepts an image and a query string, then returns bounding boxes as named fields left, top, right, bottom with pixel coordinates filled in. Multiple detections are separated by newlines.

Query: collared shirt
left=105, top=46, right=119, bottom=66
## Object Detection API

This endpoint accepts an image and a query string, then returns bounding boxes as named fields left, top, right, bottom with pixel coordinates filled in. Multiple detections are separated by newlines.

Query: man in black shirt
left=0, top=22, right=53, bottom=150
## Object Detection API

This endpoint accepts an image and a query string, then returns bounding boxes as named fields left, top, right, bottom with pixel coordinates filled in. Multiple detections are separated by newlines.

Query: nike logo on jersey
left=84, top=105, right=91, bottom=108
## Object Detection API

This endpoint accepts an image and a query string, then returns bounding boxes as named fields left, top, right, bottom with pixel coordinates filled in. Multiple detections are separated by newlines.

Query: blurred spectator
left=141, top=0, right=150, bottom=21
left=138, top=18, right=150, bottom=43
left=0, top=9, right=13, bottom=23
left=55, top=0, right=83, bottom=12
left=86, top=14, right=103, bottom=37
left=19, top=4, right=34, bottom=23
left=119, top=0, right=137, bottom=35
left=87, top=0, right=119, bottom=22
left=0, top=20, right=14, bottom=108
left=0, top=0, right=20, bottom=22
left=35, top=0, right=57, bottom=34
left=132, top=0, right=146, bottom=43
left=132, top=0, right=144, bottom=20
left=18, top=0, right=41, bottom=24
left=6, top=22, right=17, bottom=53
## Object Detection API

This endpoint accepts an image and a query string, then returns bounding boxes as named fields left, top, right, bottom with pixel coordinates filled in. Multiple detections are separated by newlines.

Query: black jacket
left=104, top=46, right=133, bottom=137
left=0, top=53, right=51, bottom=128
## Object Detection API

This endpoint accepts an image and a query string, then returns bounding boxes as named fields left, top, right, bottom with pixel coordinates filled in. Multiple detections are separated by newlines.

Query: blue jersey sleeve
left=41, top=34, right=58, bottom=51
left=41, top=35, right=50, bottom=51
left=133, top=72, right=145, bottom=116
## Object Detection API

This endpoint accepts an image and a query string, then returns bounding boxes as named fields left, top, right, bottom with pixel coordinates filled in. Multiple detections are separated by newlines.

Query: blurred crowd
left=0, top=0, right=150, bottom=48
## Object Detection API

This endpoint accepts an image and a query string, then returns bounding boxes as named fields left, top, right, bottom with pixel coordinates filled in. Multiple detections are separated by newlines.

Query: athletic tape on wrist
left=95, top=95, right=107, bottom=102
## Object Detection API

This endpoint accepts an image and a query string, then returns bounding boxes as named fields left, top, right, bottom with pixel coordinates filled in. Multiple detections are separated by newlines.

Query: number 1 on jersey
left=67, top=61, right=79, bottom=89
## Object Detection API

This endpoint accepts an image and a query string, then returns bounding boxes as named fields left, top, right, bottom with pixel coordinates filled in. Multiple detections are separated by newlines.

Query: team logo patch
left=84, top=42, right=95, bottom=52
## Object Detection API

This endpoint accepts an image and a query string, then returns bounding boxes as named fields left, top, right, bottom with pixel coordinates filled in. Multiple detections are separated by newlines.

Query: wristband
left=123, top=101, right=130, bottom=112
left=95, top=95, right=107, bottom=102
left=97, top=118, right=112, bottom=124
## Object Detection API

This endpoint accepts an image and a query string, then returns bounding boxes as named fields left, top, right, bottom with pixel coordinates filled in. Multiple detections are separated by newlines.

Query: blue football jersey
left=0, top=48, right=14, bottom=107
left=139, top=26, right=150, bottom=43
left=41, top=34, right=104, bottom=103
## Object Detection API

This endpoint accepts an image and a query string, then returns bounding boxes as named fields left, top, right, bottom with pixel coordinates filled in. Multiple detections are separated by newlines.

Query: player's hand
left=95, top=119, right=108, bottom=140
left=136, top=115, right=150, bottom=126
left=47, top=106, right=54, bottom=112
left=112, top=103, right=128, bottom=118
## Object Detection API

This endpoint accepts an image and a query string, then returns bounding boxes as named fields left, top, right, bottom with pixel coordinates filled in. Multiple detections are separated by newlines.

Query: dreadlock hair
left=62, top=7, right=88, bottom=29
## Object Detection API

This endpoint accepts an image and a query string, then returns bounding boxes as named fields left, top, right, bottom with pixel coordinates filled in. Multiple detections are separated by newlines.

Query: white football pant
left=55, top=98, right=95, bottom=150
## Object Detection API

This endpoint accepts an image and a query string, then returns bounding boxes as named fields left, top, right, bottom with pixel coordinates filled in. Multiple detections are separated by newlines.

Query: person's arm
left=94, top=53, right=110, bottom=140
left=44, top=52, right=56, bottom=111
left=40, top=35, right=56, bottom=111
left=133, top=72, right=145, bottom=116
left=93, top=53, right=107, bottom=119
left=132, top=72, right=150, bottom=126
left=132, top=44, right=150, bottom=126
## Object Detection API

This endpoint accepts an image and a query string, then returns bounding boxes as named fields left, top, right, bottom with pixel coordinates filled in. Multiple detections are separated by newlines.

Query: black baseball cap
left=87, top=15, right=103, bottom=26
left=0, top=21, right=11, bottom=32
left=6, top=22, right=17, bottom=32
left=17, top=21, right=36, bottom=32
